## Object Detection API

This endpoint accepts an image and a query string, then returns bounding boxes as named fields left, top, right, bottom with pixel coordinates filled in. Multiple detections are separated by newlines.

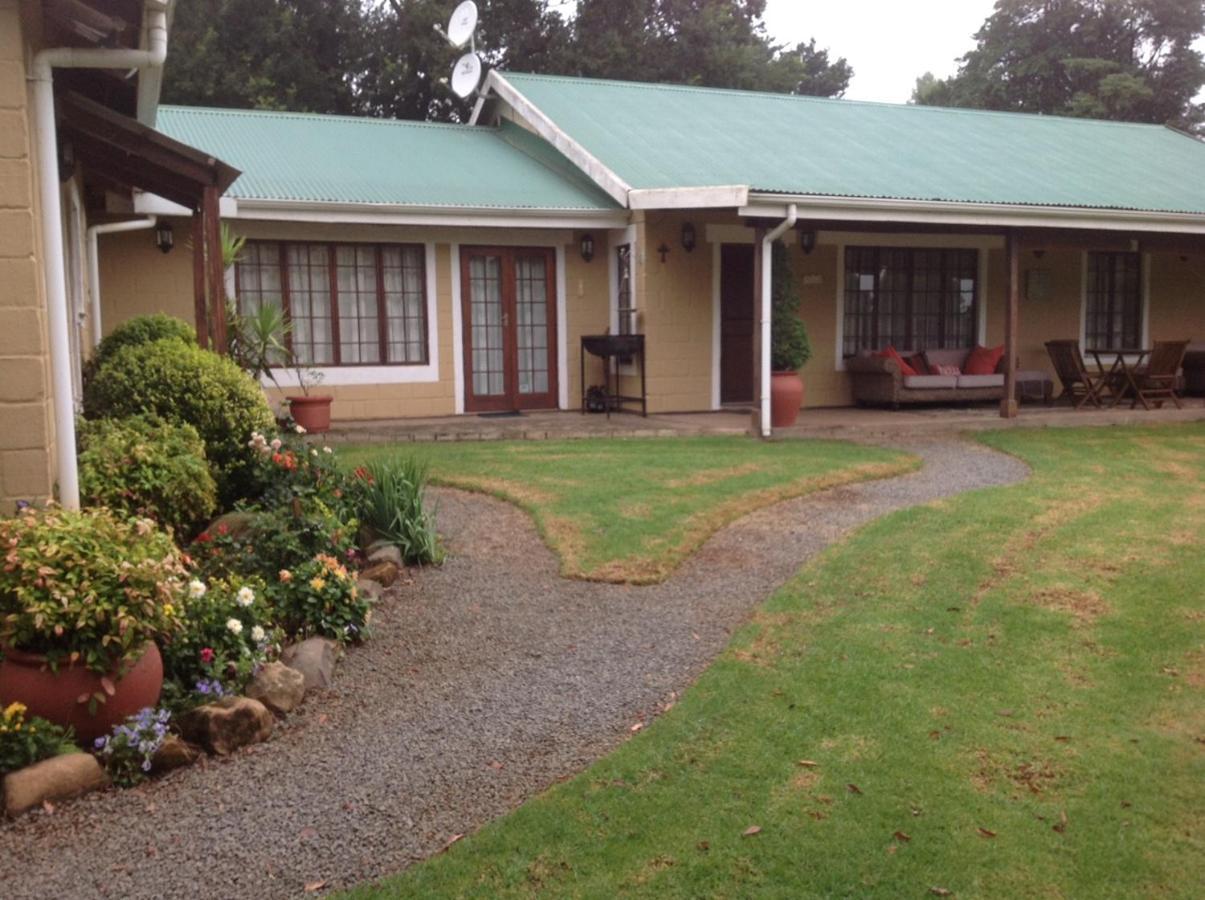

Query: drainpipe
left=30, top=2, right=169, bottom=509
left=86, top=218, right=156, bottom=349
left=759, top=204, right=797, bottom=438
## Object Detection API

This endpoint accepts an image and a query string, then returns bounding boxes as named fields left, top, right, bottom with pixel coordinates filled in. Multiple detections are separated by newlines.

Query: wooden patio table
left=1088, top=348, right=1150, bottom=408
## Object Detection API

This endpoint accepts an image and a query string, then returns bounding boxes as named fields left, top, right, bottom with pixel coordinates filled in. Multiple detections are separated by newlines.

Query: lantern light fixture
left=681, top=221, right=697, bottom=253
left=579, top=232, right=595, bottom=262
left=155, top=221, right=174, bottom=254
left=798, top=228, right=817, bottom=255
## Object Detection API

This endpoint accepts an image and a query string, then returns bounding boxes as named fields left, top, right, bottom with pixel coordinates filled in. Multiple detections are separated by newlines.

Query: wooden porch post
left=191, top=209, right=209, bottom=349
left=203, top=185, right=228, bottom=353
left=1000, top=229, right=1020, bottom=418
left=751, top=226, right=766, bottom=436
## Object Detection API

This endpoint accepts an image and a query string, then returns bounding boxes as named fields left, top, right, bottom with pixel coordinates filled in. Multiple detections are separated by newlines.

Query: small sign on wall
left=802, top=274, right=823, bottom=286
left=1026, top=269, right=1052, bottom=302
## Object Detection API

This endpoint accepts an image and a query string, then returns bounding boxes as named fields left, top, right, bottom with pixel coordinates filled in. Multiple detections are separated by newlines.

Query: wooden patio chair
left=1131, top=340, right=1188, bottom=410
left=1045, top=340, right=1105, bottom=409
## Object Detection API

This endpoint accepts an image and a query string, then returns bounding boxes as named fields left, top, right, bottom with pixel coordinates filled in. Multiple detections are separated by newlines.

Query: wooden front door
left=720, top=243, right=755, bottom=404
left=461, top=246, right=559, bottom=412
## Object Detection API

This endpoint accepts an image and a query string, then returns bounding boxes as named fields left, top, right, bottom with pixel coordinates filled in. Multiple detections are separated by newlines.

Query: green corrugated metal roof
left=155, top=106, right=619, bottom=211
left=501, top=72, right=1205, bottom=215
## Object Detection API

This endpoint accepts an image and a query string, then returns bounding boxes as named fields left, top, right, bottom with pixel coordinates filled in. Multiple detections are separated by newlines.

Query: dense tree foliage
left=163, top=0, right=852, bottom=121
left=912, top=0, right=1205, bottom=131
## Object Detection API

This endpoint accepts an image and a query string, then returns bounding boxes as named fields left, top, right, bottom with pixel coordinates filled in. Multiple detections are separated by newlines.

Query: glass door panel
left=514, top=255, right=550, bottom=396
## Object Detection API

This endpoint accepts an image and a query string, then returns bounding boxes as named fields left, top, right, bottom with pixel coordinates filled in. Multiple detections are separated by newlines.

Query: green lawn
left=344, top=437, right=916, bottom=583
left=349, top=425, right=1205, bottom=899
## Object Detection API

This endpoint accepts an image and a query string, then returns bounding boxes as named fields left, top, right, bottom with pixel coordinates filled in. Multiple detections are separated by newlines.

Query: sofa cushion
left=903, top=374, right=959, bottom=389
left=877, top=345, right=918, bottom=377
left=931, top=363, right=962, bottom=376
left=964, top=344, right=1006, bottom=375
left=906, top=353, right=929, bottom=375
left=956, top=373, right=1005, bottom=389
left=923, top=348, right=969, bottom=371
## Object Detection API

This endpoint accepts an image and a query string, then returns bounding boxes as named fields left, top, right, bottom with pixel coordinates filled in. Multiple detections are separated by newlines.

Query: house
left=6, top=1, right=1205, bottom=514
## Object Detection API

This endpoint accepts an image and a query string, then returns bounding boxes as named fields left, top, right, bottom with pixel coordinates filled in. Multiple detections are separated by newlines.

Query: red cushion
left=877, top=345, right=918, bottom=377
left=906, top=353, right=929, bottom=375
left=963, top=344, right=1005, bottom=375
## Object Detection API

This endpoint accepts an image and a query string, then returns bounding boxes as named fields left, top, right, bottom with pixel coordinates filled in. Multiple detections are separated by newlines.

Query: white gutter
left=759, top=204, right=797, bottom=438
left=86, top=218, right=157, bottom=349
left=30, top=1, right=169, bottom=509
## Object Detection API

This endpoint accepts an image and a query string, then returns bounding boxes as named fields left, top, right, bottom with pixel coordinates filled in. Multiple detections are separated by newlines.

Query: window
left=843, top=247, right=978, bottom=357
left=235, top=241, right=428, bottom=366
left=1085, top=251, right=1141, bottom=350
left=615, top=244, right=634, bottom=335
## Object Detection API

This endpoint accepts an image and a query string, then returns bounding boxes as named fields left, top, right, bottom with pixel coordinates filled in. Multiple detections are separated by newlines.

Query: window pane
left=336, top=245, right=380, bottom=364
left=515, top=255, right=550, bottom=395
left=469, top=255, right=505, bottom=396
left=1085, top=252, right=1140, bottom=350
left=381, top=245, right=427, bottom=363
left=234, top=242, right=282, bottom=317
left=284, top=244, right=333, bottom=365
left=616, top=244, right=633, bottom=335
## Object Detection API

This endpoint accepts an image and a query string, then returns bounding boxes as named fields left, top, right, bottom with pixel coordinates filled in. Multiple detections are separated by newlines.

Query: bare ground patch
left=664, top=461, right=766, bottom=489
left=1027, top=586, right=1110, bottom=624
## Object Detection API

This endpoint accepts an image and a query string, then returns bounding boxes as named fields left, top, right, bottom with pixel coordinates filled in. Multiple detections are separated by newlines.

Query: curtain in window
left=1085, top=252, right=1141, bottom=350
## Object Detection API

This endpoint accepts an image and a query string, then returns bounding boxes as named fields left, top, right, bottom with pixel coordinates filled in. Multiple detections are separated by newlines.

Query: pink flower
left=200, top=647, right=215, bottom=664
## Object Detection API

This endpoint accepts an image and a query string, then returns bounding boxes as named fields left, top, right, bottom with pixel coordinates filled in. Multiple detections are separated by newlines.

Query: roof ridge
left=157, top=105, right=494, bottom=132
left=499, top=71, right=1173, bottom=131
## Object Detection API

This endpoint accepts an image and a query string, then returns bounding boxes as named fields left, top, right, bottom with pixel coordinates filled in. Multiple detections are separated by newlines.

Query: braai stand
left=580, top=334, right=647, bottom=418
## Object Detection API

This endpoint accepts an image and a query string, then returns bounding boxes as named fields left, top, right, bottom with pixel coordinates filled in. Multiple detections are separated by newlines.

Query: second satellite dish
left=450, top=52, right=482, bottom=99
left=446, top=1, right=478, bottom=49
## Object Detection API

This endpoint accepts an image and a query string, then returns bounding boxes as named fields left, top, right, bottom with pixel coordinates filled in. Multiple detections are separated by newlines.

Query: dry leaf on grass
left=742, top=825, right=762, bottom=837
left=303, top=880, right=328, bottom=893
left=977, top=827, right=997, bottom=838
left=893, top=831, right=912, bottom=842
left=797, top=759, right=819, bottom=768
left=930, top=888, right=953, bottom=897
left=847, top=783, right=863, bottom=795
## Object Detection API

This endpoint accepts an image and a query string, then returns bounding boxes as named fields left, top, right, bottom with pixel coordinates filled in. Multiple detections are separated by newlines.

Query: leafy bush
left=247, top=430, right=356, bottom=522
left=159, top=576, right=279, bottom=697
left=77, top=416, right=218, bottom=539
left=0, top=702, right=77, bottom=775
left=85, top=314, right=195, bottom=384
left=82, top=339, right=275, bottom=506
left=354, top=458, right=441, bottom=565
left=0, top=507, right=187, bottom=675
left=93, top=707, right=171, bottom=787
left=770, top=242, right=812, bottom=371
left=269, top=553, right=370, bottom=641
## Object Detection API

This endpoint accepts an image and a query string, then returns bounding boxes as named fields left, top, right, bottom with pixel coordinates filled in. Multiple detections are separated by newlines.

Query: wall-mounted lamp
left=579, top=233, right=595, bottom=263
left=799, top=229, right=817, bottom=255
left=681, top=221, right=697, bottom=253
left=155, top=221, right=174, bottom=254
left=657, top=242, right=671, bottom=263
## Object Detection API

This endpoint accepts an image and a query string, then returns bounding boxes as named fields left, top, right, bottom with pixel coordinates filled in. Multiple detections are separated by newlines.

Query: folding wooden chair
left=1045, top=340, right=1105, bottom=409
left=1131, top=340, right=1188, bottom=410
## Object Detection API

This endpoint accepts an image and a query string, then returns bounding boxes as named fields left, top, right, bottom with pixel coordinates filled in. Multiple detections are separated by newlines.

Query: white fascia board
left=485, top=71, right=633, bottom=208
left=743, top=193, right=1205, bottom=234
left=628, top=185, right=749, bottom=210
left=227, top=199, right=628, bottom=230
left=134, top=190, right=237, bottom=218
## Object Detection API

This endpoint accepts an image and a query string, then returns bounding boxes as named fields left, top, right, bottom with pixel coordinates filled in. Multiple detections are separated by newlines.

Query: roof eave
left=221, top=197, right=630, bottom=229
left=744, top=192, right=1205, bottom=235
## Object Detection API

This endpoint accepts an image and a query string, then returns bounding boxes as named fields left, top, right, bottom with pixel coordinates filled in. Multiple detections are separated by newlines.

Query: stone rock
left=361, top=559, right=399, bottom=587
left=356, top=578, right=383, bottom=602
left=151, top=736, right=203, bottom=773
left=366, top=541, right=404, bottom=569
left=280, top=638, right=339, bottom=693
left=178, top=697, right=273, bottom=756
left=203, top=511, right=257, bottom=540
left=3, top=753, right=108, bottom=817
left=245, top=661, right=306, bottom=715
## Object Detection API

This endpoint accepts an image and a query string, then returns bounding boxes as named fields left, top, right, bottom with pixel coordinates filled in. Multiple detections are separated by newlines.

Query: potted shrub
left=0, top=507, right=187, bottom=742
left=769, top=242, right=813, bottom=427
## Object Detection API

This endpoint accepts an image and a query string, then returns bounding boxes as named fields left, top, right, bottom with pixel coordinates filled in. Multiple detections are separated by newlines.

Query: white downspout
left=759, top=204, right=797, bottom=438
left=86, top=218, right=156, bottom=348
left=30, top=2, right=169, bottom=509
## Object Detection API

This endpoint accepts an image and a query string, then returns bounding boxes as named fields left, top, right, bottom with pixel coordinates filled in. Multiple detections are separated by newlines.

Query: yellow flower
left=3, top=701, right=27, bottom=721
left=309, top=577, right=326, bottom=591
left=163, top=603, right=176, bottom=618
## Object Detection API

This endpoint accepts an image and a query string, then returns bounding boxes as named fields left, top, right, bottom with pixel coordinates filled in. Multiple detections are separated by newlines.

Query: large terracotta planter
left=288, top=395, right=333, bottom=434
left=770, top=370, right=804, bottom=428
left=0, top=642, right=164, bottom=743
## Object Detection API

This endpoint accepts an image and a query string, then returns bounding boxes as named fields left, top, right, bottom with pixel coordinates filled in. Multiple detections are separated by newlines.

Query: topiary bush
left=770, top=242, right=812, bottom=371
left=85, top=314, right=195, bottom=385
left=82, top=339, right=275, bottom=506
left=77, top=415, right=218, bottom=539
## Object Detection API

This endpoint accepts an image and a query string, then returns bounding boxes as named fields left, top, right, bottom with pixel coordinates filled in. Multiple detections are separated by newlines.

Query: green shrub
left=0, top=702, right=77, bottom=775
left=354, top=458, right=441, bottom=565
left=0, top=507, right=187, bottom=676
left=82, top=339, right=275, bottom=506
left=268, top=553, right=370, bottom=641
left=770, top=242, right=812, bottom=371
left=78, top=416, right=218, bottom=539
left=85, top=314, right=195, bottom=384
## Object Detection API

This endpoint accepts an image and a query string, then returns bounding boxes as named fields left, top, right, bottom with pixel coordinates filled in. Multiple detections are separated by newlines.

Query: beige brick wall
left=0, top=1, right=53, bottom=513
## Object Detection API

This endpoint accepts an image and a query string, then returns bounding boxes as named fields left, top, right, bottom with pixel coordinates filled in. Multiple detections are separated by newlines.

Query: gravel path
left=0, top=438, right=1028, bottom=899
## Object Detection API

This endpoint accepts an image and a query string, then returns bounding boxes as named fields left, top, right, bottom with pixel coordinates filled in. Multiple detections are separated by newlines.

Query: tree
left=912, top=0, right=1205, bottom=131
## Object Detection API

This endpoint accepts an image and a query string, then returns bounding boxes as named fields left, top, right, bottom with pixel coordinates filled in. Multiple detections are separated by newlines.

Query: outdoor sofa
left=846, top=347, right=1050, bottom=408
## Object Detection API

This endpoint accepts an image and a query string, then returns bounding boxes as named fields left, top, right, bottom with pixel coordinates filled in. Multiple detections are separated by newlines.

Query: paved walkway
left=0, top=439, right=1029, bottom=899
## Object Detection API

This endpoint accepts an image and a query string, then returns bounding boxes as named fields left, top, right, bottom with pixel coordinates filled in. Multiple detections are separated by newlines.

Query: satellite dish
left=446, top=1, right=479, bottom=49
left=450, top=52, right=482, bottom=99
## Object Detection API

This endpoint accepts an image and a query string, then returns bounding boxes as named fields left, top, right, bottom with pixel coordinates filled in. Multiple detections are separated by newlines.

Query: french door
left=461, top=246, right=558, bottom=412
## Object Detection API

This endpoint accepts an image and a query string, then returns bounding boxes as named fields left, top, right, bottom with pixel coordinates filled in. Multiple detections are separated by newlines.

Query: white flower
left=225, top=618, right=243, bottom=636
left=188, top=579, right=207, bottom=599
left=236, top=586, right=255, bottom=607
left=311, top=449, right=319, bottom=457
left=322, top=446, right=332, bottom=454
left=250, top=625, right=266, bottom=643
left=270, top=438, right=282, bottom=451
left=294, top=423, right=307, bottom=434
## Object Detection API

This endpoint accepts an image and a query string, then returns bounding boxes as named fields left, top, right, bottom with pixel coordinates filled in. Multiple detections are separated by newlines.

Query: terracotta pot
left=288, top=395, right=333, bottom=434
left=0, top=642, right=164, bottom=743
left=770, top=370, right=805, bottom=428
